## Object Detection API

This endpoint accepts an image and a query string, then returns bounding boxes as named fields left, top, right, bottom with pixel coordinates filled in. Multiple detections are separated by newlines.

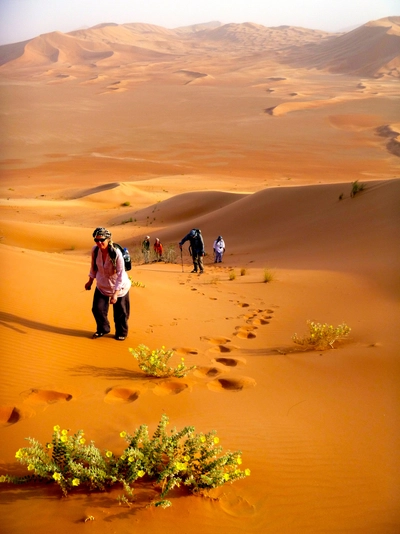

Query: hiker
left=179, top=228, right=205, bottom=274
left=213, top=235, right=225, bottom=263
left=85, top=227, right=131, bottom=341
left=153, top=238, right=163, bottom=261
left=142, top=235, right=150, bottom=263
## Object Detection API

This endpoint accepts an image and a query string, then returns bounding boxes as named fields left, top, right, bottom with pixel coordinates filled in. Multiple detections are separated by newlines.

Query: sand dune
left=0, top=14, right=399, bottom=534
left=1, top=17, right=398, bottom=79
left=284, top=16, right=400, bottom=78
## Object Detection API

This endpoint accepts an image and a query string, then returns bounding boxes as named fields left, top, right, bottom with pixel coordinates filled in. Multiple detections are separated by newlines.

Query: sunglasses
left=94, top=237, right=107, bottom=243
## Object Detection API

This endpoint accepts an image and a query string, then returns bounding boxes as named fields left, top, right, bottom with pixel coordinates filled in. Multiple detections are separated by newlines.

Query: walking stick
left=180, top=247, right=184, bottom=272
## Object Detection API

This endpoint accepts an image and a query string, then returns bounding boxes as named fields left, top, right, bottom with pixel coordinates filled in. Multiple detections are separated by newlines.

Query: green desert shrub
left=129, top=344, right=196, bottom=378
left=229, top=270, right=236, bottom=281
left=162, top=244, right=177, bottom=264
left=292, top=320, right=351, bottom=350
left=263, top=269, right=274, bottom=283
left=1, top=415, right=250, bottom=509
left=350, top=180, right=366, bottom=197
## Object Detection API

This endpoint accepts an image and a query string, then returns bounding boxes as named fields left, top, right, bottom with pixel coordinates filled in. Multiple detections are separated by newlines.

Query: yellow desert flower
left=120, top=431, right=127, bottom=438
left=15, top=449, right=23, bottom=459
left=236, top=457, right=242, bottom=465
left=53, top=472, right=61, bottom=481
left=213, top=437, right=219, bottom=444
left=200, top=436, right=206, bottom=443
left=79, top=438, right=85, bottom=444
left=137, top=470, right=145, bottom=477
left=72, top=478, right=80, bottom=486
left=223, top=473, right=230, bottom=481
left=128, top=456, right=134, bottom=463
left=0, top=475, right=6, bottom=483
left=61, top=429, right=68, bottom=435
left=53, top=425, right=60, bottom=432
left=106, top=451, right=113, bottom=458
left=27, top=464, right=35, bottom=471
left=61, top=436, right=68, bottom=443
left=245, top=469, right=251, bottom=476
left=47, top=443, right=53, bottom=449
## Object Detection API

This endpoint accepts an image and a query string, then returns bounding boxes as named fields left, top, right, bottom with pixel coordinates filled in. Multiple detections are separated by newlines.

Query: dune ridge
left=1, top=17, right=399, bottom=79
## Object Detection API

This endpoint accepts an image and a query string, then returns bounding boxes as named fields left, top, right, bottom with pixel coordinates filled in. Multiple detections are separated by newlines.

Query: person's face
left=94, top=235, right=109, bottom=250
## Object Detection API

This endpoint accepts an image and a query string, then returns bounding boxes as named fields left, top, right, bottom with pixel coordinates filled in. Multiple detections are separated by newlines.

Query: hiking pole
left=180, top=247, right=184, bottom=272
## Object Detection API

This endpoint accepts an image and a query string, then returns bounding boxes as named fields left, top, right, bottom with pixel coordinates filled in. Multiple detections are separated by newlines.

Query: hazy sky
left=0, top=0, right=398, bottom=45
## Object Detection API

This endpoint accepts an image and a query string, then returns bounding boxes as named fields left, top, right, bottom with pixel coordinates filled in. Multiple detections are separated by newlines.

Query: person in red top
left=154, top=238, right=163, bottom=261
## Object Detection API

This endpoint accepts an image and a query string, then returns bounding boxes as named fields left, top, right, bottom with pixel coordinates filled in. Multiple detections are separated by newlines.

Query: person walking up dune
left=154, top=238, right=163, bottom=261
left=85, top=227, right=131, bottom=341
left=213, top=235, right=225, bottom=263
left=179, top=228, right=205, bottom=274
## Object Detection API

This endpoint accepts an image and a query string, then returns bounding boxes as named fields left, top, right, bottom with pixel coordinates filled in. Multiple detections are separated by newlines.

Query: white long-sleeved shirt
left=213, top=238, right=225, bottom=253
left=89, top=246, right=131, bottom=297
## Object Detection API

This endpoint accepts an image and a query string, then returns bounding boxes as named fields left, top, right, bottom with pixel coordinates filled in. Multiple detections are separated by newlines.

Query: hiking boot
left=191, top=269, right=198, bottom=273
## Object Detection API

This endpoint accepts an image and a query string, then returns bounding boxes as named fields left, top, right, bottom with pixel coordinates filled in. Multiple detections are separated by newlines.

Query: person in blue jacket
left=179, top=228, right=205, bottom=274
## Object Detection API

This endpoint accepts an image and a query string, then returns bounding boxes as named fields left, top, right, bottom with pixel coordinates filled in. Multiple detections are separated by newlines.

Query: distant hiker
left=154, top=238, right=163, bottom=261
left=179, top=228, right=205, bottom=274
left=85, top=227, right=131, bottom=341
left=213, top=235, right=225, bottom=263
left=142, top=236, right=150, bottom=263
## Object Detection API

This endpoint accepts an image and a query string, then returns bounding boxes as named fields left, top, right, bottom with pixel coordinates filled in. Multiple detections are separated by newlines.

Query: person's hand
left=110, top=296, right=117, bottom=304
left=85, top=281, right=92, bottom=290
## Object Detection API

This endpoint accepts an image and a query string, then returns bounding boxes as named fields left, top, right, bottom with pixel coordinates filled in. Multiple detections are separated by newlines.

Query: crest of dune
left=283, top=16, right=400, bottom=77
left=1, top=16, right=398, bottom=78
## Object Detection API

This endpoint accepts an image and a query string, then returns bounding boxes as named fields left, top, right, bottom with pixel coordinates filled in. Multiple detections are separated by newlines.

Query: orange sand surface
left=0, top=17, right=400, bottom=534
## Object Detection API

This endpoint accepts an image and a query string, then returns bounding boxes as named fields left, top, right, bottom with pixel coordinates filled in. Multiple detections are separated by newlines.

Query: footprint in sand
left=207, top=376, right=256, bottom=392
left=173, top=347, right=199, bottom=356
left=152, top=380, right=189, bottom=396
left=201, top=336, right=232, bottom=345
left=105, top=387, right=141, bottom=404
left=0, top=405, right=35, bottom=426
left=252, top=315, right=272, bottom=325
left=208, top=344, right=238, bottom=354
left=194, top=366, right=224, bottom=379
left=24, top=389, right=73, bottom=404
left=212, top=356, right=247, bottom=367
left=234, top=325, right=258, bottom=339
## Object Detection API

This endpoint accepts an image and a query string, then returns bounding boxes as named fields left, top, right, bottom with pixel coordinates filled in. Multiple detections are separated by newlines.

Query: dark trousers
left=92, top=288, right=130, bottom=337
left=192, top=251, right=204, bottom=272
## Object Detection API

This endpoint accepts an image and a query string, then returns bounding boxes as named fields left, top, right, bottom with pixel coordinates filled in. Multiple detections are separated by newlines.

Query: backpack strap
left=93, top=246, right=99, bottom=271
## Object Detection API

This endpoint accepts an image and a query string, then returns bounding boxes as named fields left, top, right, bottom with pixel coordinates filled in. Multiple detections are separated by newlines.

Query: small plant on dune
left=292, top=320, right=351, bottom=350
left=350, top=180, right=366, bottom=198
left=121, top=201, right=131, bottom=207
left=0, top=415, right=250, bottom=509
left=128, top=275, right=145, bottom=288
left=240, top=268, right=247, bottom=276
left=263, top=269, right=274, bottom=283
left=162, top=244, right=177, bottom=264
left=229, top=269, right=236, bottom=281
left=129, top=344, right=196, bottom=378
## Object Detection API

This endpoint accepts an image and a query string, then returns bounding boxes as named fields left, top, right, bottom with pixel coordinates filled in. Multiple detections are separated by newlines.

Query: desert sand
left=0, top=16, right=399, bottom=534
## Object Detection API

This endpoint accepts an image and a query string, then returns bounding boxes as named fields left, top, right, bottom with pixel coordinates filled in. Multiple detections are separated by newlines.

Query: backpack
left=93, top=243, right=131, bottom=272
